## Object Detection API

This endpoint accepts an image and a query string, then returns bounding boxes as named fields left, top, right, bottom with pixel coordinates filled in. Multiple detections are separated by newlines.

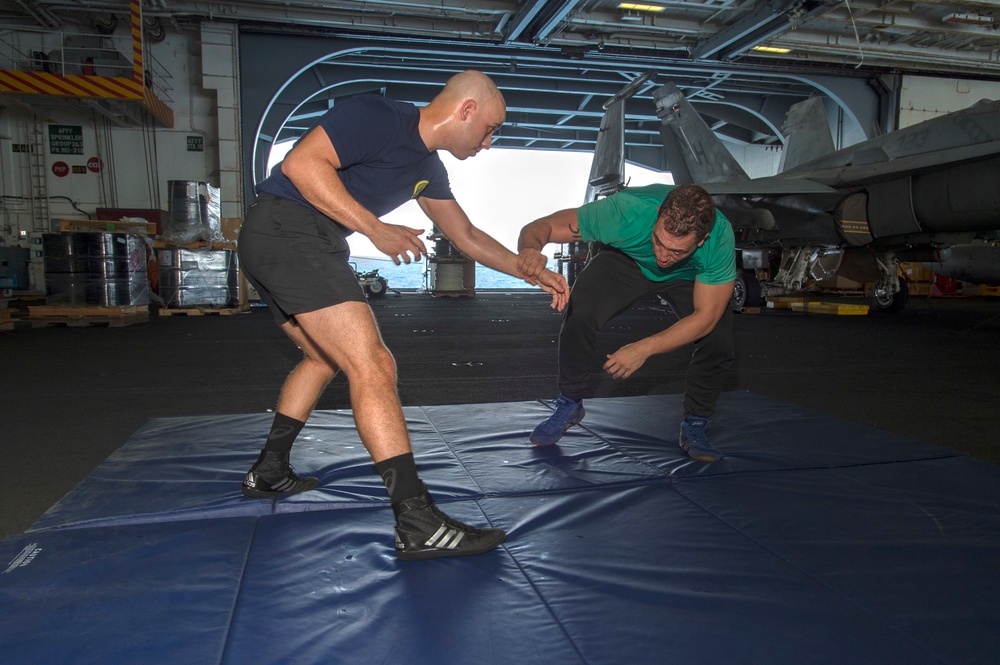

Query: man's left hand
left=516, top=248, right=548, bottom=281
left=604, top=343, right=649, bottom=379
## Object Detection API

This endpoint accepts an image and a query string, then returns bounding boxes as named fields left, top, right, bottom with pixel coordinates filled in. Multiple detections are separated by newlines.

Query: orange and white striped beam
left=0, top=0, right=174, bottom=127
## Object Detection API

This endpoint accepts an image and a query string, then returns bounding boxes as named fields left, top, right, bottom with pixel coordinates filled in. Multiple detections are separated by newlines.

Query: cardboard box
left=221, top=218, right=242, bottom=241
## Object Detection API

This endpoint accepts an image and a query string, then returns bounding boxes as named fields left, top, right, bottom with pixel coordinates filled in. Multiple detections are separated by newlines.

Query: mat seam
left=217, top=517, right=260, bottom=665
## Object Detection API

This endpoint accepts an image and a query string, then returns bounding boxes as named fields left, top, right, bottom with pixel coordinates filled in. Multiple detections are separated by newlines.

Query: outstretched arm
left=281, top=127, right=427, bottom=265
left=603, top=280, right=735, bottom=379
left=418, top=197, right=569, bottom=311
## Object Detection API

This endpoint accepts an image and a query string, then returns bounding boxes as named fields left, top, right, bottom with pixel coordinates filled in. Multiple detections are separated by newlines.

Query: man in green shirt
left=517, top=183, right=736, bottom=461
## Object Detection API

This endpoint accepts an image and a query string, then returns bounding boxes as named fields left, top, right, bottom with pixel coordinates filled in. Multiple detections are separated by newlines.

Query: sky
left=266, top=144, right=672, bottom=264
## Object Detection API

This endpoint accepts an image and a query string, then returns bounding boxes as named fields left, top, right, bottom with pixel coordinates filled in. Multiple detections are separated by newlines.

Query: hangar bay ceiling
left=5, top=0, right=997, bottom=75
left=5, top=0, right=999, bottom=186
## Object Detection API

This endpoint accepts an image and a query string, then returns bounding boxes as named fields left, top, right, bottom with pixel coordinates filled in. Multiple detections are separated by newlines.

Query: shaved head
left=440, top=70, right=505, bottom=108
left=421, top=70, right=506, bottom=159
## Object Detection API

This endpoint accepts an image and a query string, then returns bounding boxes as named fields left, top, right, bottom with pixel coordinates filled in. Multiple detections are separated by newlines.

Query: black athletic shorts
left=238, top=193, right=367, bottom=324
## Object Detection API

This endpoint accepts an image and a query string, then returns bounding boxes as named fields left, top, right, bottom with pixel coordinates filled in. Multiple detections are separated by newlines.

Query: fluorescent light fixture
left=752, top=45, right=792, bottom=54
left=943, top=13, right=993, bottom=25
left=618, top=3, right=666, bottom=13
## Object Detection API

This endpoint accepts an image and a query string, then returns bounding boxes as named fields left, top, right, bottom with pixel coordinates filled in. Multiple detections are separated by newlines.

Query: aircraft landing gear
left=872, top=277, right=909, bottom=312
left=731, top=270, right=763, bottom=310
left=871, top=253, right=908, bottom=313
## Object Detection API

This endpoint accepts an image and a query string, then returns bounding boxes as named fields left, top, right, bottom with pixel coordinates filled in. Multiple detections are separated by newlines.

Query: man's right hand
left=371, top=224, right=427, bottom=265
left=532, top=269, right=569, bottom=311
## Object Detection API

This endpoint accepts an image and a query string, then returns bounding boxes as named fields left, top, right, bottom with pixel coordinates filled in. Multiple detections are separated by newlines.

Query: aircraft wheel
left=731, top=271, right=763, bottom=310
left=872, top=279, right=908, bottom=313
left=365, top=277, right=388, bottom=298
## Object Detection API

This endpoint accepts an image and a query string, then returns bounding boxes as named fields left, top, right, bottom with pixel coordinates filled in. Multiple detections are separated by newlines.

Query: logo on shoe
left=4, top=543, right=42, bottom=574
left=424, top=524, right=465, bottom=550
left=244, top=472, right=257, bottom=489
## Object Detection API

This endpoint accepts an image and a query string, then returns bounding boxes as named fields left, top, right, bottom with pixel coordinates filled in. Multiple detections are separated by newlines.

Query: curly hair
left=656, top=184, right=716, bottom=239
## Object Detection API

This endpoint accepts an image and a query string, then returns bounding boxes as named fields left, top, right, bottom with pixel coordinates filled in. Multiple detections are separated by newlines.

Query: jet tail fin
left=653, top=82, right=751, bottom=185
left=586, top=96, right=626, bottom=203
left=780, top=96, right=836, bottom=172
left=586, top=71, right=655, bottom=203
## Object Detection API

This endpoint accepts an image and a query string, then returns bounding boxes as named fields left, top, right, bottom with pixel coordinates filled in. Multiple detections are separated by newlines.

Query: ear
left=697, top=233, right=710, bottom=248
left=460, top=99, right=477, bottom=121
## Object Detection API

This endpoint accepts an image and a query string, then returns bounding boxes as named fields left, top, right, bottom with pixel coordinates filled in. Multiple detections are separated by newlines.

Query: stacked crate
left=154, top=181, right=245, bottom=315
left=30, top=218, right=155, bottom=327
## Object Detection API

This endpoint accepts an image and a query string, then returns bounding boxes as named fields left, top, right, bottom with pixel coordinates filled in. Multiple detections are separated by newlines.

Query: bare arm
left=603, top=280, right=735, bottom=379
left=518, top=208, right=584, bottom=250
left=281, top=127, right=427, bottom=264
left=516, top=208, right=583, bottom=279
left=418, top=197, right=569, bottom=310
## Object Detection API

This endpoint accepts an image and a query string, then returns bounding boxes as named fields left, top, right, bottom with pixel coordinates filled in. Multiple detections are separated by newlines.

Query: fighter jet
left=653, top=82, right=1000, bottom=311
left=558, top=71, right=655, bottom=283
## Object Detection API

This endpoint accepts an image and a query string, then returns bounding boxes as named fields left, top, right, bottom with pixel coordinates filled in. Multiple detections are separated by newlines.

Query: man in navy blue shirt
left=238, top=70, right=568, bottom=560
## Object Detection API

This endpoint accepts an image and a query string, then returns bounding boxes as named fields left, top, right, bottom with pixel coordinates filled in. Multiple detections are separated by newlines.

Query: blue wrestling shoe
left=530, top=394, right=585, bottom=446
left=679, top=417, right=722, bottom=462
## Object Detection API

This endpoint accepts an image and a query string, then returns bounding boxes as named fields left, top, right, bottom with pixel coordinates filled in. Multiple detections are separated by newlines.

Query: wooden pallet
left=58, top=219, right=157, bottom=235
left=27, top=304, right=150, bottom=327
left=766, top=296, right=809, bottom=310
left=788, top=301, right=870, bottom=316
left=157, top=305, right=248, bottom=317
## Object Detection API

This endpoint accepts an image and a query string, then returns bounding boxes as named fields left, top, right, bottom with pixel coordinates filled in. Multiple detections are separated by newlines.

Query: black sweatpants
left=557, top=247, right=734, bottom=419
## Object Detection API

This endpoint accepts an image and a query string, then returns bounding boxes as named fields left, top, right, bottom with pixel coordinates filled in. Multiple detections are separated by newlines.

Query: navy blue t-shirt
left=256, top=95, right=454, bottom=231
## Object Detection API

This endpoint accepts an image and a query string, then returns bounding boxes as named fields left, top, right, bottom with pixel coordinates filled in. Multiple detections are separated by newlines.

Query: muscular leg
left=276, top=317, right=340, bottom=422
left=292, top=301, right=410, bottom=463
left=291, top=301, right=506, bottom=560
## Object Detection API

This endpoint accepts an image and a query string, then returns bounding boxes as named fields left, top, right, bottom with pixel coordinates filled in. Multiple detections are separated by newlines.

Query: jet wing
left=699, top=178, right=837, bottom=196
left=788, top=139, right=1000, bottom=187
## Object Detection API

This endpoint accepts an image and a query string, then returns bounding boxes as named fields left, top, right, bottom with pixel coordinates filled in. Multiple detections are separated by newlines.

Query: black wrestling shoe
left=393, top=489, right=506, bottom=561
left=241, top=450, right=320, bottom=498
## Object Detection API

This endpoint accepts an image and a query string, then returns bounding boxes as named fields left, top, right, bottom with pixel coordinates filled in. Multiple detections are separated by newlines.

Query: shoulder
left=710, top=214, right=735, bottom=246
left=322, top=95, right=407, bottom=129
left=628, top=183, right=673, bottom=200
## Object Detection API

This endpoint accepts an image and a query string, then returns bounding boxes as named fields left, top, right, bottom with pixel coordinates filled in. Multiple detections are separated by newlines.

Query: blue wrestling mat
left=2, top=392, right=998, bottom=664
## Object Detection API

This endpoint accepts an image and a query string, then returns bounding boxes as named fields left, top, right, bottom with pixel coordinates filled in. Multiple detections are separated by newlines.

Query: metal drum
left=164, top=180, right=221, bottom=244
left=157, top=248, right=239, bottom=308
left=43, top=232, right=150, bottom=306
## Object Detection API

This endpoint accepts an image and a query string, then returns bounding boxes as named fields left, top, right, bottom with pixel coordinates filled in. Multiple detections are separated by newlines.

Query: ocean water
left=351, top=256, right=541, bottom=291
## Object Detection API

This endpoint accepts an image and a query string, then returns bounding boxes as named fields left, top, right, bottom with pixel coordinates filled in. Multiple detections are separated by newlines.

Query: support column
left=200, top=22, right=243, bottom=219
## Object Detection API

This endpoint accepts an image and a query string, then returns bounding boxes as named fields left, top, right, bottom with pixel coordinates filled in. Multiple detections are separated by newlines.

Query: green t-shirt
left=577, top=184, right=736, bottom=284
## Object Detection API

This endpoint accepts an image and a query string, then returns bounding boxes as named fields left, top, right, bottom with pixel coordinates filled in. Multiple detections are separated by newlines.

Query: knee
left=345, top=344, right=398, bottom=384
left=300, top=354, right=338, bottom=383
